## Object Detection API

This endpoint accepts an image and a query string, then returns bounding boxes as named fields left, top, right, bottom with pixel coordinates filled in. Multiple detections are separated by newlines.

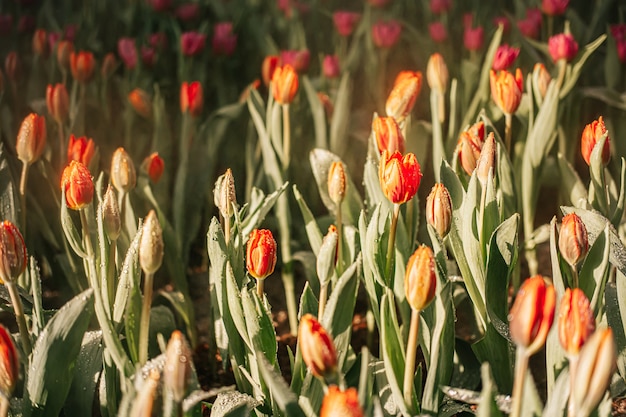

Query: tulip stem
left=403, top=308, right=420, bottom=410
left=504, top=113, right=512, bottom=156
left=256, top=278, right=265, bottom=300
left=336, top=203, right=344, bottom=277
left=385, top=203, right=401, bottom=287
left=282, top=104, right=291, bottom=171
left=571, top=266, right=579, bottom=288
left=0, top=395, right=8, bottom=417
left=223, top=214, right=231, bottom=246
left=511, top=347, right=529, bottom=417
left=6, top=279, right=32, bottom=355
left=318, top=283, right=328, bottom=319
left=139, top=271, right=155, bottom=365
left=19, top=162, right=30, bottom=235
left=567, top=354, right=579, bottom=417
left=107, top=240, right=117, bottom=311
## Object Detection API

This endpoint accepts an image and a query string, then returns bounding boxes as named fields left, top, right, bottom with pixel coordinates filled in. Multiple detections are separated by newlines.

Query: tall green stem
left=139, top=271, right=154, bottom=365
left=6, top=280, right=31, bottom=355
left=384, top=204, right=401, bottom=287
left=19, top=163, right=30, bottom=234
left=256, top=278, right=265, bottom=301
left=107, top=241, right=117, bottom=310
left=403, top=308, right=420, bottom=409
left=282, top=104, right=291, bottom=170
left=0, top=396, right=9, bottom=417
left=318, top=284, right=328, bottom=319
left=336, top=203, right=344, bottom=277
left=511, top=347, right=529, bottom=417
left=567, top=354, right=579, bottom=417
left=505, top=113, right=513, bottom=157
left=431, top=90, right=445, bottom=182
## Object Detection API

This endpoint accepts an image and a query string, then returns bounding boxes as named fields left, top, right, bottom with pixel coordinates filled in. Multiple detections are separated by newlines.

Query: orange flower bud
left=317, top=92, right=334, bottom=121
left=489, top=68, right=523, bottom=115
left=0, top=221, right=27, bottom=284
left=129, top=369, right=160, bottom=417
left=509, top=275, right=556, bottom=355
left=426, top=53, right=449, bottom=94
left=102, top=185, right=121, bottom=241
left=558, top=288, right=595, bottom=355
left=558, top=213, right=589, bottom=266
left=298, top=314, right=338, bottom=379
left=456, top=131, right=482, bottom=176
left=379, top=151, right=422, bottom=204
left=141, top=152, right=164, bottom=184
left=385, top=70, right=422, bottom=122
left=320, top=386, right=364, bottom=417
left=180, top=81, right=203, bottom=117
left=16, top=113, right=47, bottom=165
left=214, top=168, right=237, bottom=219
left=404, top=245, right=437, bottom=311
left=101, top=52, right=117, bottom=79
left=0, top=325, right=19, bottom=399
left=163, top=330, right=192, bottom=402
left=139, top=210, right=164, bottom=275
left=61, top=160, right=94, bottom=210
left=581, top=116, right=610, bottom=166
left=262, top=55, right=280, bottom=87
left=271, top=64, right=299, bottom=105
left=56, top=40, right=74, bottom=73
left=128, top=88, right=152, bottom=119
left=110, top=147, right=136, bottom=194
left=372, top=116, right=405, bottom=155
left=46, top=83, right=69, bottom=123
left=468, top=121, right=485, bottom=142
left=532, top=63, right=551, bottom=100
left=327, top=161, right=346, bottom=206
left=246, top=229, right=277, bottom=280
left=67, top=134, right=96, bottom=167
left=4, top=52, right=20, bottom=84
left=476, top=132, right=497, bottom=185
left=426, top=183, right=452, bottom=239
left=32, top=29, right=49, bottom=58
left=70, top=50, right=95, bottom=83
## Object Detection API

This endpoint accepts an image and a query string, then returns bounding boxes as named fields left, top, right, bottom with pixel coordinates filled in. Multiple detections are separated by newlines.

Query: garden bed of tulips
left=2, top=0, right=626, bottom=416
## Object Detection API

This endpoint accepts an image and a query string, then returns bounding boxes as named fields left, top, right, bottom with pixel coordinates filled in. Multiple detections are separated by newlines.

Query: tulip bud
left=509, top=275, right=556, bottom=355
left=46, top=83, right=69, bottom=123
left=320, top=385, right=364, bottom=417
left=180, top=81, right=203, bottom=117
left=385, top=70, right=422, bottom=122
left=581, top=116, right=610, bottom=166
left=476, top=132, right=497, bottom=185
left=333, top=12, right=361, bottom=37
left=101, top=53, right=117, bottom=79
left=491, top=44, right=520, bottom=71
left=298, top=314, right=338, bottom=379
left=211, top=22, right=237, bottom=56
left=261, top=55, right=280, bottom=87
left=141, top=152, right=164, bottom=184
left=558, top=213, right=589, bottom=267
left=532, top=63, right=551, bottom=100
left=67, top=134, right=96, bottom=167
left=464, top=26, right=484, bottom=51
left=117, top=37, right=138, bottom=70
left=128, top=88, right=152, bottom=119
left=61, top=161, right=94, bottom=210
left=573, top=328, right=617, bottom=417
left=102, top=185, right=121, bottom=241
left=163, top=330, right=192, bottom=402
left=542, top=0, right=569, bottom=16
left=322, top=55, right=340, bottom=79
left=457, top=131, right=482, bottom=176
left=110, top=147, right=137, bottom=194
left=32, top=29, right=49, bottom=58
left=404, top=245, right=437, bottom=311
left=425, top=184, right=452, bottom=239
left=426, top=53, right=449, bottom=94
left=490, top=68, right=523, bottom=115
left=428, top=22, right=448, bottom=43
left=372, top=116, right=405, bottom=155
left=378, top=150, right=422, bottom=204
left=214, top=168, right=237, bottom=219
left=548, top=33, right=578, bottom=63
left=4, top=52, right=20, bottom=85
left=327, top=161, right=346, bottom=206
left=280, top=50, right=310, bottom=74
left=0, top=221, right=27, bottom=284
left=56, top=40, right=74, bottom=73
left=271, top=64, right=299, bottom=105
left=371, top=20, right=402, bottom=49
left=180, top=31, right=206, bottom=56
left=70, top=51, right=95, bottom=83
left=0, top=325, right=19, bottom=399
left=16, top=113, right=47, bottom=165
left=246, top=229, right=277, bottom=280
left=317, top=225, right=338, bottom=288
left=558, top=288, right=595, bottom=356
left=129, top=369, right=160, bottom=417
left=139, top=210, right=164, bottom=275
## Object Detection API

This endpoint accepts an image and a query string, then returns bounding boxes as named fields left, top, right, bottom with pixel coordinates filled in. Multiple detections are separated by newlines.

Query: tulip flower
left=16, top=113, right=47, bottom=166
left=558, top=213, right=589, bottom=268
left=426, top=183, right=452, bottom=239
left=558, top=288, right=594, bottom=356
left=0, top=14, right=12, bottom=36
left=101, top=53, right=117, bottom=79
left=247, top=229, right=277, bottom=298
left=379, top=151, right=422, bottom=205
left=4, top=52, right=20, bottom=85
left=271, top=64, right=299, bottom=105
left=110, top=147, right=136, bottom=194
left=371, top=20, right=402, bottom=48
left=333, top=11, right=361, bottom=37
left=518, top=17, right=540, bottom=39
left=492, top=44, right=520, bottom=71
left=327, top=161, right=346, bottom=206
left=212, top=22, right=237, bottom=56
left=32, top=28, right=49, bottom=58
left=180, top=81, right=203, bottom=117
left=180, top=31, right=206, bottom=56
left=430, top=0, right=451, bottom=14
left=463, top=26, right=484, bottom=52
left=0, top=325, right=19, bottom=400
left=141, top=152, right=164, bottom=184
left=46, top=83, right=69, bottom=123
left=176, top=3, right=201, bottom=21
left=490, top=68, right=523, bottom=152
left=385, top=70, right=422, bottom=122
left=548, top=33, right=578, bottom=63
left=61, top=161, right=94, bottom=210
left=102, top=185, right=121, bottom=241
left=0, top=221, right=27, bottom=284
left=279, top=49, right=310, bottom=73
left=428, top=22, right=448, bottom=43
left=163, top=330, right=192, bottom=403
left=322, top=55, right=340, bottom=79
left=67, top=134, right=96, bottom=167
left=117, top=37, right=137, bottom=70
left=372, top=116, right=405, bottom=155
left=298, top=314, right=338, bottom=380
left=70, top=50, right=95, bottom=83
left=129, top=369, right=160, bottom=417
left=532, top=63, right=552, bottom=101
left=319, top=386, right=364, bottom=417
left=580, top=116, right=610, bottom=166
left=56, top=40, right=74, bottom=74
left=147, top=0, right=171, bottom=12
left=261, top=55, right=280, bottom=86
left=542, top=0, right=569, bottom=16
left=457, top=131, right=482, bottom=176
left=427, top=53, right=448, bottom=124
left=128, top=88, right=152, bottom=119
left=476, top=132, right=497, bottom=185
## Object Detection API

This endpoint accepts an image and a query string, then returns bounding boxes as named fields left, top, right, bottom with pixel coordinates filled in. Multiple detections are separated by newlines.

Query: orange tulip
left=558, top=213, right=589, bottom=267
left=163, top=330, right=192, bottom=402
left=56, top=40, right=74, bottom=73
left=16, top=113, right=47, bottom=165
left=372, top=116, right=405, bottom=155
left=32, top=29, right=49, bottom=58
left=128, top=88, right=153, bottom=119
left=139, top=210, right=164, bottom=275
left=298, top=314, right=338, bottom=379
left=581, top=116, right=610, bottom=166
left=327, top=161, right=346, bottom=206
left=101, top=53, right=117, bottom=79
left=405, top=245, right=437, bottom=311
left=67, top=134, right=96, bottom=167
left=320, top=386, right=364, bottom=417
left=457, top=131, right=482, bottom=176
left=0, top=221, right=27, bottom=284
left=4, top=52, right=20, bottom=84
left=70, top=50, right=95, bottom=83
left=490, top=68, right=523, bottom=115
left=271, top=64, right=299, bottom=105
left=0, top=325, right=19, bottom=399
left=246, top=229, right=277, bottom=280
left=261, top=55, right=280, bottom=87
left=110, top=147, right=136, bottom=193
left=558, top=288, right=595, bottom=355
left=385, top=70, right=422, bottom=122
left=426, top=53, right=449, bottom=94
left=61, top=160, right=94, bottom=210
left=532, top=63, right=551, bottom=100
left=476, top=132, right=497, bottom=185
left=142, top=152, right=164, bottom=184
left=425, top=183, right=452, bottom=239
left=378, top=150, right=422, bottom=204
left=46, top=83, right=69, bottom=123
left=180, top=81, right=203, bottom=117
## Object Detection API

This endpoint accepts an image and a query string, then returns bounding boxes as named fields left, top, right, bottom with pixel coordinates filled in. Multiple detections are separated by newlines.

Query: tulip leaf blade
left=256, top=355, right=306, bottom=417
left=579, top=224, right=611, bottom=320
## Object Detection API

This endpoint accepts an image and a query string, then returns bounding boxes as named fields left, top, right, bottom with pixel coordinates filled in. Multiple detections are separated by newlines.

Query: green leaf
left=240, top=183, right=288, bottom=239
left=257, top=355, right=306, bottom=417
left=301, top=75, right=327, bottom=150
left=557, top=153, right=588, bottom=206
left=471, top=323, right=513, bottom=394
left=113, top=222, right=143, bottom=326
left=242, top=288, right=277, bottom=365
left=559, top=34, right=607, bottom=99
left=63, top=331, right=104, bottom=417
left=60, top=193, right=87, bottom=258
left=0, top=143, right=18, bottom=224
left=605, top=280, right=626, bottom=382
left=329, top=73, right=352, bottom=156
left=211, top=391, right=260, bottom=417
left=579, top=224, right=611, bottom=320
left=542, top=367, right=569, bottom=417
left=476, top=363, right=504, bottom=417
left=293, top=185, right=323, bottom=256
left=610, top=158, right=626, bottom=228
left=124, top=270, right=142, bottom=363
left=24, top=289, right=95, bottom=417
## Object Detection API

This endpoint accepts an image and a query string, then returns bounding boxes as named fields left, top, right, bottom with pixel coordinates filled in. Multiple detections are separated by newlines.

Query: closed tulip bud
left=117, top=37, right=137, bottom=70
left=129, top=369, right=160, bottom=417
left=246, top=229, right=277, bottom=280
left=271, top=64, right=299, bottom=105
left=16, top=113, right=47, bottom=165
left=214, top=168, right=237, bottom=219
left=318, top=226, right=338, bottom=288
left=464, top=26, right=484, bottom=51
left=476, top=132, right=497, bottom=185
left=298, top=314, right=338, bottom=379
left=430, top=0, right=452, bottom=14
left=141, top=152, right=164, bottom=184
left=385, top=70, right=422, bottom=122
left=46, top=83, right=69, bottom=123
left=428, top=22, right=448, bottom=43
left=333, top=11, right=361, bottom=37
left=4, top=52, right=20, bottom=84
left=128, top=88, right=152, bottom=119
left=426, top=53, right=449, bottom=94
left=372, top=116, right=405, bottom=155
left=320, top=386, right=364, bottom=417
left=490, top=68, right=523, bottom=115
left=371, top=20, right=402, bottom=49
left=548, top=33, right=578, bottom=63
left=468, top=121, right=485, bottom=142
left=56, top=40, right=74, bottom=73
left=61, top=161, right=94, bottom=210
left=327, top=161, right=346, bottom=206
left=581, top=116, right=610, bottom=166
left=211, top=22, right=237, bottom=56
left=32, top=29, right=49, bottom=58
left=509, top=275, right=556, bottom=355
left=492, top=44, right=520, bottom=71
left=0, top=221, right=27, bottom=284
left=558, top=213, right=589, bottom=266
left=163, top=330, right=192, bottom=402
left=70, top=51, right=95, bottom=83
left=110, top=147, right=136, bottom=193
left=542, top=0, right=569, bottom=16
left=426, top=184, right=452, bottom=239
left=558, top=288, right=594, bottom=355
left=261, top=55, right=280, bottom=87
left=457, top=131, right=482, bottom=176
left=322, top=55, right=340, bottom=79
left=101, top=52, right=117, bottom=79
left=379, top=150, right=422, bottom=204
left=102, top=185, right=121, bottom=241
left=0, top=325, right=19, bottom=399
left=180, top=31, right=206, bottom=56
left=573, top=328, right=617, bottom=417
left=180, top=81, right=203, bottom=117
left=139, top=210, right=163, bottom=275
left=67, top=134, right=96, bottom=167
left=532, top=63, right=551, bottom=100
left=405, top=245, right=437, bottom=311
